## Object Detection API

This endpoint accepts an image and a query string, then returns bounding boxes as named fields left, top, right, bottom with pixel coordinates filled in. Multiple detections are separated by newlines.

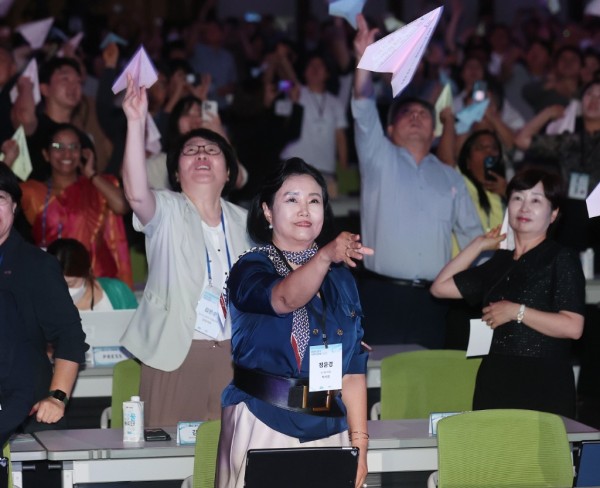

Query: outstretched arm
left=353, top=14, right=378, bottom=99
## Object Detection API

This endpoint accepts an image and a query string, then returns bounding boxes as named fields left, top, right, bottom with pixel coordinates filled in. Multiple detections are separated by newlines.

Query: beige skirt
left=216, top=402, right=349, bottom=488
left=139, top=339, right=233, bottom=427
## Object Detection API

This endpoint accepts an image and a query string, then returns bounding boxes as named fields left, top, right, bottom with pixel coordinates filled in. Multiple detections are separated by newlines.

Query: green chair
left=429, top=409, right=574, bottom=488
left=100, top=358, right=142, bottom=428
left=97, top=277, right=138, bottom=309
left=379, top=350, right=481, bottom=419
left=181, top=420, right=221, bottom=488
left=2, top=442, right=12, bottom=488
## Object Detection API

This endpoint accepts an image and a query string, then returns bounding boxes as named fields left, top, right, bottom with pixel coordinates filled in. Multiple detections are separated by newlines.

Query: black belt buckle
left=288, top=385, right=333, bottom=412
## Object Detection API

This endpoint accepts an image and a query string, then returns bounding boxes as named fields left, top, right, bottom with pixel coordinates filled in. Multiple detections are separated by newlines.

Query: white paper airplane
left=546, top=100, right=579, bottom=135
left=10, top=58, right=41, bottom=105
left=434, top=83, right=453, bottom=137
left=111, top=45, right=158, bottom=94
left=357, top=6, right=443, bottom=97
left=145, top=114, right=162, bottom=155
left=328, top=0, right=366, bottom=29
left=15, top=17, right=54, bottom=50
left=585, top=0, right=600, bottom=16
left=0, top=126, right=32, bottom=181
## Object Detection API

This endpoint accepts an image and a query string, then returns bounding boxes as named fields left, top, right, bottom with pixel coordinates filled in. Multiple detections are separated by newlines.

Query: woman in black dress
left=431, top=168, right=585, bottom=417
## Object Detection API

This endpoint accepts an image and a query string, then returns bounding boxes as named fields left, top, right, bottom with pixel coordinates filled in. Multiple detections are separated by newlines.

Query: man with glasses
left=351, top=15, right=482, bottom=348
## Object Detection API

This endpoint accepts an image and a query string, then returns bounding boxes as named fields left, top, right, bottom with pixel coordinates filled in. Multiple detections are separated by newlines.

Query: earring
left=268, top=224, right=273, bottom=229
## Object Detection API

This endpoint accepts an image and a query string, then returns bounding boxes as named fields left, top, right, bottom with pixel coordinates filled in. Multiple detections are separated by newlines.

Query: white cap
left=131, top=396, right=141, bottom=401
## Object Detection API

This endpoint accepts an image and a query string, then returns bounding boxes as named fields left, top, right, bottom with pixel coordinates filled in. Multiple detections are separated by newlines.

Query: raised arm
left=514, top=104, right=565, bottom=150
left=122, top=75, right=156, bottom=225
left=431, top=226, right=505, bottom=299
left=353, top=14, right=378, bottom=99
left=271, top=233, right=373, bottom=314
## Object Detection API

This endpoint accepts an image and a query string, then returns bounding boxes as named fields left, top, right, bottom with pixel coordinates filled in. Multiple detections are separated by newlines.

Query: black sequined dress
left=454, top=239, right=586, bottom=417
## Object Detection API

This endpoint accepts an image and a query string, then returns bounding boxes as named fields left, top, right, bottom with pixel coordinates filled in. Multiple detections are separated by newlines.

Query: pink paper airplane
left=16, top=17, right=54, bottom=50
left=10, top=58, right=41, bottom=105
left=111, top=45, right=158, bottom=94
left=57, top=32, right=84, bottom=57
left=145, top=114, right=162, bottom=155
left=357, top=6, right=443, bottom=97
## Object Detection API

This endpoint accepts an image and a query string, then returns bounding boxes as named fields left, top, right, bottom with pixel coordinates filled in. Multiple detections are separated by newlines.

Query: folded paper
left=111, top=45, right=158, bottom=94
left=0, top=126, right=33, bottom=181
left=357, top=6, right=443, bottom=97
left=499, top=210, right=515, bottom=250
left=58, top=32, right=84, bottom=57
left=145, top=114, right=162, bottom=155
left=586, top=181, right=600, bottom=218
left=16, top=17, right=54, bottom=50
left=546, top=99, right=579, bottom=135
left=10, top=58, right=41, bottom=105
left=328, top=0, right=366, bottom=29
left=100, top=32, right=129, bottom=50
left=455, top=99, right=489, bottom=135
left=434, top=83, right=453, bottom=137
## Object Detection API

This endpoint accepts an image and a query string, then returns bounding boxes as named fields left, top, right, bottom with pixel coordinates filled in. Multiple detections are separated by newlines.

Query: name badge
left=195, top=285, right=223, bottom=339
left=309, top=343, right=342, bottom=392
left=569, top=172, right=589, bottom=200
left=274, top=99, right=293, bottom=117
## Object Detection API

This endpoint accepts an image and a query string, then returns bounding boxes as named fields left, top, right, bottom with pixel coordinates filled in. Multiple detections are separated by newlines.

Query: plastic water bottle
left=581, top=248, right=595, bottom=280
left=123, top=395, right=144, bottom=442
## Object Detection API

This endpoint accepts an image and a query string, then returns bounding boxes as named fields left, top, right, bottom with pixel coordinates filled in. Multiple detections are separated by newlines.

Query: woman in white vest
left=120, top=75, right=251, bottom=426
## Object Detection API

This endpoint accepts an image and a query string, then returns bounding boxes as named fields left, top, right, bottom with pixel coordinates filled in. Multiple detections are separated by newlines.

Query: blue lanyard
left=205, top=212, right=232, bottom=286
left=42, top=180, right=62, bottom=247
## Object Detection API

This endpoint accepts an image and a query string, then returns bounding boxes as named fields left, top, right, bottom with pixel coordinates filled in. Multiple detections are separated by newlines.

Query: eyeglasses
left=50, top=142, right=81, bottom=151
left=181, top=144, right=222, bottom=156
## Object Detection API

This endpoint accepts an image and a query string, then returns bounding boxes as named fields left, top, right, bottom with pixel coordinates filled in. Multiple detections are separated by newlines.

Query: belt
left=233, top=365, right=344, bottom=417
left=363, top=270, right=433, bottom=289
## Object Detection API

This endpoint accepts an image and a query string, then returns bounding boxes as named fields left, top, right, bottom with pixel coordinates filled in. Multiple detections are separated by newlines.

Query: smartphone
left=484, top=155, right=505, bottom=181
left=278, top=79, right=292, bottom=93
left=202, top=100, right=218, bottom=121
left=144, top=428, right=171, bottom=441
left=472, top=80, right=487, bottom=102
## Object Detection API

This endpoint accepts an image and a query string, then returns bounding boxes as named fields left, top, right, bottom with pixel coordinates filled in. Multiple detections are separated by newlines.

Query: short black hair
left=247, top=158, right=335, bottom=247
left=39, top=57, right=81, bottom=85
left=507, top=167, right=564, bottom=210
left=387, top=97, right=435, bottom=127
left=46, top=238, right=92, bottom=279
left=166, top=127, right=238, bottom=196
left=0, top=162, right=22, bottom=206
left=553, top=45, right=583, bottom=65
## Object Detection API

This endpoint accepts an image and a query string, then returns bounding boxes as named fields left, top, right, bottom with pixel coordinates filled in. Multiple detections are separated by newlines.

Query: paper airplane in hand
left=328, top=0, right=366, bottom=29
left=10, top=58, right=41, bottom=105
left=434, top=83, right=453, bottom=137
left=546, top=100, right=579, bottom=135
left=585, top=0, right=600, bottom=16
left=145, top=114, right=162, bottom=155
left=111, top=45, right=158, bottom=94
left=100, top=32, right=129, bottom=50
left=0, top=126, right=32, bottom=181
left=16, top=17, right=54, bottom=50
left=357, top=6, right=443, bottom=97
left=455, top=99, right=489, bottom=135
left=587, top=182, right=600, bottom=218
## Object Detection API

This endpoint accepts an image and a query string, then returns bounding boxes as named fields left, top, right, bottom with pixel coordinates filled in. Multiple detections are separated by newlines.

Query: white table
left=9, top=434, right=47, bottom=488
left=33, top=417, right=600, bottom=487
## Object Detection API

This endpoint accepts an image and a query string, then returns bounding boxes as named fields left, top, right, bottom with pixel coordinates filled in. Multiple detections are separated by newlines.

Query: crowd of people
left=2, top=0, right=600, bottom=486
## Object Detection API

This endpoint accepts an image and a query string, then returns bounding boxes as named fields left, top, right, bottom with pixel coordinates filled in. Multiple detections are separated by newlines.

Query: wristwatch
left=48, top=389, right=69, bottom=406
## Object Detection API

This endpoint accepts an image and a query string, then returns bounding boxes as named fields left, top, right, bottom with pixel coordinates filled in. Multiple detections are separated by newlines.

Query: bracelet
left=516, top=304, right=526, bottom=324
left=348, top=431, right=369, bottom=440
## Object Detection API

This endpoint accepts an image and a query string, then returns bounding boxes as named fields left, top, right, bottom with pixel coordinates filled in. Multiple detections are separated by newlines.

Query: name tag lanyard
left=205, top=212, right=233, bottom=286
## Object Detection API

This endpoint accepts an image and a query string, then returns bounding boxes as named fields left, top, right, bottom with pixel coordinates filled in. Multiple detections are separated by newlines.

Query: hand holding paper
left=434, top=83, right=453, bottom=137
left=455, top=99, right=489, bottom=135
left=328, top=0, right=366, bottom=29
left=111, top=45, right=158, bottom=94
left=10, top=58, right=41, bottom=105
left=546, top=99, right=579, bottom=135
left=356, top=6, right=443, bottom=97
left=0, top=126, right=32, bottom=180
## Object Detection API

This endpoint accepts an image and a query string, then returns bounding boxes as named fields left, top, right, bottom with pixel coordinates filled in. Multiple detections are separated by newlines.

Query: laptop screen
left=244, top=447, right=358, bottom=488
left=575, top=441, right=600, bottom=487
